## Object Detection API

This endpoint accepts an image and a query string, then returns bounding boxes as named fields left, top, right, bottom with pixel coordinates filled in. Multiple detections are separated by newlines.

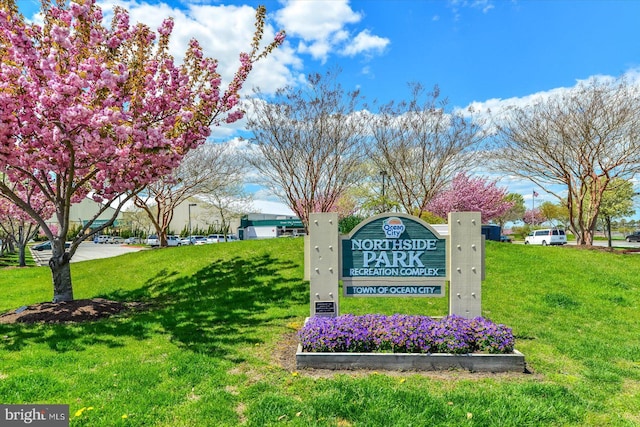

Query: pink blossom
left=158, top=18, right=173, bottom=36
left=0, top=0, right=283, bottom=299
left=427, top=173, right=514, bottom=223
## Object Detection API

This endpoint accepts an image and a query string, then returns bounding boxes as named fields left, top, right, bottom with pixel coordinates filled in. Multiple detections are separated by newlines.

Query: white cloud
left=98, top=0, right=299, bottom=97
left=275, top=0, right=361, bottom=37
left=342, top=30, right=390, bottom=57
left=275, top=0, right=388, bottom=63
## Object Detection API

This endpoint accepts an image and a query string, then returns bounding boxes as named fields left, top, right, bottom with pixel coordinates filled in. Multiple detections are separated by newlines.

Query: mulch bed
left=0, top=298, right=136, bottom=324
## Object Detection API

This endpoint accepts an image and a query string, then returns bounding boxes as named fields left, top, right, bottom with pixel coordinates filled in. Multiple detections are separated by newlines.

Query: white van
left=524, top=229, right=567, bottom=246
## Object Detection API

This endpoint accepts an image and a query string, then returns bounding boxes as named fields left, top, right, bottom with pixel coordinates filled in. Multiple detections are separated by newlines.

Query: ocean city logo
left=382, top=217, right=405, bottom=239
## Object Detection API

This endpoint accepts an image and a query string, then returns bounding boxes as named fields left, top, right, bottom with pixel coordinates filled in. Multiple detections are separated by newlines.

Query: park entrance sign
left=341, top=214, right=447, bottom=297
left=308, top=212, right=483, bottom=319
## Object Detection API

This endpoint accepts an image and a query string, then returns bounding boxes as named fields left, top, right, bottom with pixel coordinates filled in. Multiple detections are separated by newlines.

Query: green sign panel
left=341, top=214, right=447, bottom=297
left=345, top=285, right=442, bottom=296
left=342, top=215, right=446, bottom=279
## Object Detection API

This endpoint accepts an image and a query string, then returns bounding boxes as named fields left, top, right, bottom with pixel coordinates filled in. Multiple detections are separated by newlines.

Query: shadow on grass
left=0, top=253, right=308, bottom=362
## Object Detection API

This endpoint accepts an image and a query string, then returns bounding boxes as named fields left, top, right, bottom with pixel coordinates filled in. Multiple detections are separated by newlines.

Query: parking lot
left=30, top=242, right=146, bottom=266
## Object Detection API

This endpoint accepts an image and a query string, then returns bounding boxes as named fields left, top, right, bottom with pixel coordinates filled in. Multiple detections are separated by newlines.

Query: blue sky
left=19, top=0, right=640, bottom=109
left=17, top=0, right=640, bottom=215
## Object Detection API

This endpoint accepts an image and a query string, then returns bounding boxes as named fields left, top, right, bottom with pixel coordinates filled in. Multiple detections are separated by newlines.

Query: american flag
left=533, top=190, right=539, bottom=197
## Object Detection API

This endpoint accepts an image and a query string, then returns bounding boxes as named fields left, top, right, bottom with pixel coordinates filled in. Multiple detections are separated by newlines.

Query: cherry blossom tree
left=426, top=173, right=513, bottom=223
left=0, top=179, right=55, bottom=267
left=522, top=208, right=545, bottom=226
left=0, top=0, right=283, bottom=302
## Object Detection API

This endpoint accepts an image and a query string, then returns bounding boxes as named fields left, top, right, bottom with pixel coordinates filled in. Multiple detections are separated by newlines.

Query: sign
left=314, top=301, right=337, bottom=317
left=345, top=285, right=442, bottom=296
left=307, top=211, right=482, bottom=318
left=341, top=214, right=447, bottom=297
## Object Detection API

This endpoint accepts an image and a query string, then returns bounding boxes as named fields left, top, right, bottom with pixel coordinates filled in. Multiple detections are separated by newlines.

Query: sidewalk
left=30, top=242, right=146, bottom=266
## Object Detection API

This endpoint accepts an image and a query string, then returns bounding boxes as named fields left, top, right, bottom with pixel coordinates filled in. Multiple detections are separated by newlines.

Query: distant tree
left=492, top=76, right=640, bottom=245
left=369, top=84, right=487, bottom=216
left=0, top=179, right=54, bottom=267
left=122, top=207, right=155, bottom=238
left=494, top=193, right=526, bottom=228
left=201, top=185, right=252, bottom=240
left=0, top=204, right=39, bottom=266
left=341, top=162, right=400, bottom=217
left=538, top=201, right=568, bottom=227
left=134, top=143, right=246, bottom=246
left=246, top=69, right=368, bottom=230
left=522, top=209, right=545, bottom=226
left=0, top=0, right=283, bottom=302
left=426, top=173, right=513, bottom=223
left=339, top=215, right=366, bottom=234
left=596, top=178, right=635, bottom=247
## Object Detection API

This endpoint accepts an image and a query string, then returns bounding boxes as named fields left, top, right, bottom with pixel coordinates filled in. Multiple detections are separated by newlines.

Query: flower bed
left=298, top=314, right=515, bottom=354
left=296, top=314, right=524, bottom=372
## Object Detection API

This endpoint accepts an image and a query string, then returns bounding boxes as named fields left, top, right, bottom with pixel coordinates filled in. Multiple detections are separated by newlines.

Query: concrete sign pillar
left=448, top=212, right=482, bottom=318
left=309, top=213, right=340, bottom=317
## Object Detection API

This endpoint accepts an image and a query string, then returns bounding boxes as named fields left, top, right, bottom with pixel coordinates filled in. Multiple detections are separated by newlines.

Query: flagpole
left=532, top=190, right=535, bottom=212
left=532, top=190, right=536, bottom=225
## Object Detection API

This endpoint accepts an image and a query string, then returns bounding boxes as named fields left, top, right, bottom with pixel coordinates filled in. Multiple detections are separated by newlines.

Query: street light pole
left=188, top=203, right=197, bottom=237
left=380, top=170, right=388, bottom=213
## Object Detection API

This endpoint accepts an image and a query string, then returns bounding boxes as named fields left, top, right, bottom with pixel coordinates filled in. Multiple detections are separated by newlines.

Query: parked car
left=524, top=228, right=567, bottom=246
left=499, top=235, right=512, bottom=243
left=146, top=235, right=159, bottom=247
left=94, top=235, right=110, bottom=244
left=125, top=237, right=141, bottom=244
left=167, top=235, right=181, bottom=247
left=147, top=235, right=182, bottom=247
left=107, top=236, right=125, bottom=244
left=32, top=241, right=71, bottom=251
left=192, top=235, right=208, bottom=245
left=625, top=231, right=640, bottom=242
left=207, top=234, right=225, bottom=243
left=206, top=234, right=238, bottom=243
left=179, top=236, right=194, bottom=245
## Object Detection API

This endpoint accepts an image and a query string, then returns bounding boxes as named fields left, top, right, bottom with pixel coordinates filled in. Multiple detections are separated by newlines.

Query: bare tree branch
left=369, top=83, right=487, bottom=216
left=246, top=69, right=368, bottom=230
left=491, top=77, right=640, bottom=244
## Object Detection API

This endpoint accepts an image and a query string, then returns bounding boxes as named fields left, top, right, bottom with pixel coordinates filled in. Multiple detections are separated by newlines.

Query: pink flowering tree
left=0, top=0, right=283, bottom=302
left=427, top=173, right=513, bottom=223
left=522, top=208, right=546, bottom=226
left=0, top=180, right=55, bottom=267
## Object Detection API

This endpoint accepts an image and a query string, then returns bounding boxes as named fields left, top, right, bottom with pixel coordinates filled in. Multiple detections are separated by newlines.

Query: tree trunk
left=605, top=216, right=612, bottom=248
left=49, top=241, right=74, bottom=302
left=18, top=244, right=26, bottom=267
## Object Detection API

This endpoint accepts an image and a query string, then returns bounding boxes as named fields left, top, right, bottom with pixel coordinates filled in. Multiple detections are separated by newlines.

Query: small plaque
left=314, top=301, right=336, bottom=317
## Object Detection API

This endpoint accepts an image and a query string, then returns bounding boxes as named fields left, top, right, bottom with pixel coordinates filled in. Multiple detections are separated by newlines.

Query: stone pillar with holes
left=448, top=212, right=483, bottom=318
left=308, top=213, right=340, bottom=317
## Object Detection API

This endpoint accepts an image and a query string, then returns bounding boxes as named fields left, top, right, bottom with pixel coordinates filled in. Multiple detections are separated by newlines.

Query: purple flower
left=298, top=314, right=515, bottom=354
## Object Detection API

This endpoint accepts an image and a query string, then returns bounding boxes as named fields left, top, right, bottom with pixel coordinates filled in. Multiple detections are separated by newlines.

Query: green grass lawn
left=1, top=239, right=639, bottom=426
left=0, top=248, right=35, bottom=268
